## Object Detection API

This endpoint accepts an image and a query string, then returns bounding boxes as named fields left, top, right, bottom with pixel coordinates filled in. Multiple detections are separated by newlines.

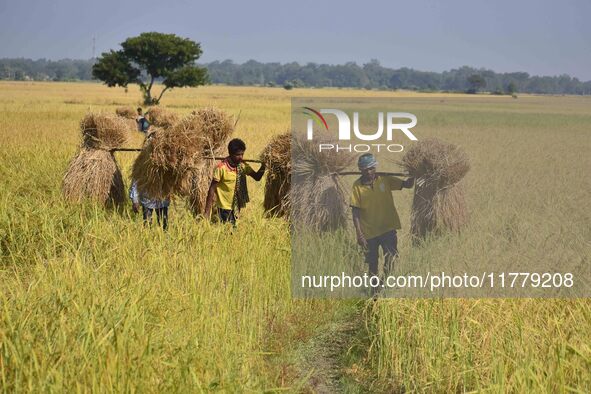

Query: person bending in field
left=351, top=153, right=414, bottom=281
left=129, top=181, right=170, bottom=230
left=204, top=138, right=265, bottom=226
left=136, top=107, right=150, bottom=133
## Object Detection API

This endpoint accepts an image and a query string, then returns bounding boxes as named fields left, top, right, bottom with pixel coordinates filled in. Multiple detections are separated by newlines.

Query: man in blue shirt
left=129, top=181, right=170, bottom=230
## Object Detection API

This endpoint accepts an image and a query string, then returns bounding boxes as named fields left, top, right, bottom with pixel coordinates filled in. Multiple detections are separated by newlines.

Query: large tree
left=92, top=32, right=208, bottom=105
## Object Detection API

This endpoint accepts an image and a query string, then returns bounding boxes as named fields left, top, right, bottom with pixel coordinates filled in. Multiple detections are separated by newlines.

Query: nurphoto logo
left=303, top=107, right=418, bottom=153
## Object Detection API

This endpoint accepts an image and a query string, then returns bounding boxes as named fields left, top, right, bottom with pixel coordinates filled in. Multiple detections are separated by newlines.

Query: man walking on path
left=350, top=153, right=414, bottom=283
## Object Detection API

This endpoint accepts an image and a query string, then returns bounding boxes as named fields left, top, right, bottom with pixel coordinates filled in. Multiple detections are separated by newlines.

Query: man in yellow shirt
left=350, top=153, right=414, bottom=278
left=204, top=138, right=265, bottom=225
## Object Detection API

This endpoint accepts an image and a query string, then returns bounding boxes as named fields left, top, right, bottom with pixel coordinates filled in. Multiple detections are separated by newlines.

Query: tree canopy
left=467, top=74, right=487, bottom=93
left=92, top=32, right=208, bottom=104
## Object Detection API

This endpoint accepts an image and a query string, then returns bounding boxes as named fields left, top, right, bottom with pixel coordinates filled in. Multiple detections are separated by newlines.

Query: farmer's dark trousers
left=142, top=206, right=168, bottom=230
left=365, top=230, right=398, bottom=276
left=218, top=208, right=236, bottom=226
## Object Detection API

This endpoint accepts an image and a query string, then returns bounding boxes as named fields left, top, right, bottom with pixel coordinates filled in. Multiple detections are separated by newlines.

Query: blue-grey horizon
left=0, top=0, right=589, bottom=80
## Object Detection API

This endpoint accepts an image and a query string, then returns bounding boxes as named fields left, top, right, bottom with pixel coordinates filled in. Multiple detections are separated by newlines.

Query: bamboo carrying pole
left=110, top=148, right=262, bottom=163
left=206, top=157, right=262, bottom=163
left=110, top=148, right=142, bottom=152
left=110, top=150, right=412, bottom=170
left=331, top=171, right=410, bottom=177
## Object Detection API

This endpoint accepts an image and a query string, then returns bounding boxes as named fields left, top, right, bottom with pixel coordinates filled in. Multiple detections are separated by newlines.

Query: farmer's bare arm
left=248, top=163, right=266, bottom=181
left=129, top=182, right=140, bottom=213
left=352, top=207, right=367, bottom=248
left=204, top=180, right=218, bottom=218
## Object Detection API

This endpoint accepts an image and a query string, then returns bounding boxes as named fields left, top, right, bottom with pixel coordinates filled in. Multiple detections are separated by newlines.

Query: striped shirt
left=129, top=181, right=170, bottom=209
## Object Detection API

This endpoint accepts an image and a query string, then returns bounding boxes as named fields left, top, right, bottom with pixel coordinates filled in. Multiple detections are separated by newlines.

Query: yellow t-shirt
left=350, top=175, right=403, bottom=239
left=212, top=159, right=254, bottom=210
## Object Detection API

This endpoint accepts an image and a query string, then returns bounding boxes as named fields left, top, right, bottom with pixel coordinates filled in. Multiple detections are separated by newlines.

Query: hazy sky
left=1, top=0, right=590, bottom=80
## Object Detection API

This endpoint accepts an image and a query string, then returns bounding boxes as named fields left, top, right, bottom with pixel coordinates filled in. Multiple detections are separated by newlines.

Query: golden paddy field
left=0, top=81, right=590, bottom=392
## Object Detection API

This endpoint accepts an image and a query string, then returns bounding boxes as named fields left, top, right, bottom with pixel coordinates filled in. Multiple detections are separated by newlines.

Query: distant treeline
left=0, top=58, right=93, bottom=82
left=2, top=57, right=590, bottom=95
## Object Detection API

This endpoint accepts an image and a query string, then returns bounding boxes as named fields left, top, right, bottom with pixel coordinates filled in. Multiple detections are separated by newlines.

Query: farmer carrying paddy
left=129, top=181, right=170, bottom=230
left=129, top=132, right=170, bottom=230
left=136, top=107, right=150, bottom=133
left=204, top=138, right=266, bottom=226
left=350, top=153, right=414, bottom=279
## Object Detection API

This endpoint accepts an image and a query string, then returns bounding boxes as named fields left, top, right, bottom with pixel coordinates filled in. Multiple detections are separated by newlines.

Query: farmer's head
left=228, top=138, right=246, bottom=164
left=358, top=153, right=377, bottom=179
left=137, top=107, right=143, bottom=115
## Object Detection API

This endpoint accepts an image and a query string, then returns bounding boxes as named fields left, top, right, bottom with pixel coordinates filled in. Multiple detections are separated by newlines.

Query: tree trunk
left=141, top=76, right=155, bottom=105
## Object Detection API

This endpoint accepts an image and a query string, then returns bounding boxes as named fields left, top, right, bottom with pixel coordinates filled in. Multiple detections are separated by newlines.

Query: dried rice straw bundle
left=115, top=106, right=136, bottom=119
left=291, top=138, right=353, bottom=231
left=191, top=107, right=234, bottom=153
left=114, top=107, right=139, bottom=130
left=132, top=108, right=235, bottom=205
left=260, top=132, right=291, bottom=218
left=131, top=122, right=201, bottom=200
left=185, top=108, right=234, bottom=216
left=81, top=112, right=130, bottom=150
left=400, top=137, right=470, bottom=240
left=146, top=106, right=180, bottom=129
left=62, top=148, right=125, bottom=207
left=433, top=182, right=468, bottom=232
left=62, top=112, right=128, bottom=207
left=185, top=161, right=217, bottom=216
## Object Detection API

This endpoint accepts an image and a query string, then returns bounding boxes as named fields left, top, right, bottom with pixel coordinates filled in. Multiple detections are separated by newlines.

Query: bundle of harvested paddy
left=62, top=112, right=128, bottom=206
left=115, top=106, right=136, bottom=120
left=132, top=109, right=234, bottom=204
left=291, top=138, right=353, bottom=231
left=185, top=108, right=234, bottom=216
left=62, top=148, right=125, bottom=206
left=114, top=107, right=139, bottom=130
left=146, top=106, right=180, bottom=129
left=260, top=132, right=291, bottom=218
left=191, top=107, right=234, bottom=154
left=131, top=126, right=192, bottom=200
left=80, top=112, right=130, bottom=150
left=185, top=160, right=218, bottom=216
left=400, top=137, right=470, bottom=240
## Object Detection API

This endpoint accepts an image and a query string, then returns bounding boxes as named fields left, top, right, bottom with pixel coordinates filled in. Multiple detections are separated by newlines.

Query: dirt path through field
left=291, top=303, right=365, bottom=393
